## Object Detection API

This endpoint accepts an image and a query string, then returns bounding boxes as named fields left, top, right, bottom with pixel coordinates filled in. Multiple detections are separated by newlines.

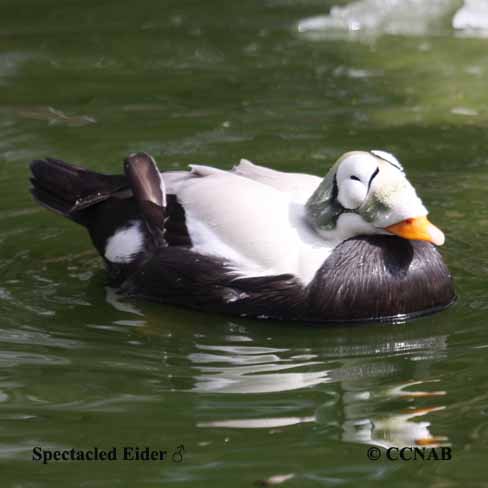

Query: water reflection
left=104, top=290, right=452, bottom=449
left=341, top=381, right=448, bottom=448
left=190, top=343, right=326, bottom=394
left=343, top=405, right=447, bottom=448
left=189, top=321, right=450, bottom=448
left=189, top=332, right=448, bottom=394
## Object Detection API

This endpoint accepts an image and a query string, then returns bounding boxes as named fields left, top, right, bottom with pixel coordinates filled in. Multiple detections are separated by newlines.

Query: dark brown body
left=122, top=235, right=455, bottom=323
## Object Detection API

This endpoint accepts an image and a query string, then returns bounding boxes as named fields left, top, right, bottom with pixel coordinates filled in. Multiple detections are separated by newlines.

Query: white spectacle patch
left=104, top=221, right=144, bottom=263
left=336, top=152, right=379, bottom=209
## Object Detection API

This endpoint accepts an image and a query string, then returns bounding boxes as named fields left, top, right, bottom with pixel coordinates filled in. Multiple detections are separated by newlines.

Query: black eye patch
left=367, top=167, right=379, bottom=192
left=350, top=175, right=361, bottom=181
left=332, top=174, right=339, bottom=201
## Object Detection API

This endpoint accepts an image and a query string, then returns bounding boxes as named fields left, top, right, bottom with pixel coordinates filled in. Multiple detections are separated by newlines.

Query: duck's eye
left=350, top=175, right=361, bottom=182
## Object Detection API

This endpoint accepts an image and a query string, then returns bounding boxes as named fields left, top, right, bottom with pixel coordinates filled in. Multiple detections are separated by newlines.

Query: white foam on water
left=297, top=0, right=455, bottom=36
left=298, top=0, right=488, bottom=38
left=453, top=0, right=488, bottom=32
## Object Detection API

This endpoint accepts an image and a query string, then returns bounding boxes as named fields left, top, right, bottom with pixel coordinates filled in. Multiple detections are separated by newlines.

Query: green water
left=2, top=0, right=488, bottom=486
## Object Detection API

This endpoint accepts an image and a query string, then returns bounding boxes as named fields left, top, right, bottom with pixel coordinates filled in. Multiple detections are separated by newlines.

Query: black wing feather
left=30, top=157, right=128, bottom=219
left=124, top=153, right=167, bottom=247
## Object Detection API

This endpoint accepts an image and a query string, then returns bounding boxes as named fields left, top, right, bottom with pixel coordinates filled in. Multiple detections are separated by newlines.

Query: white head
left=306, top=150, right=445, bottom=246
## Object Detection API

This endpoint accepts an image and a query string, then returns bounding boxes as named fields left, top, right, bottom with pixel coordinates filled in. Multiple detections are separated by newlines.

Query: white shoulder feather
left=189, top=164, right=229, bottom=177
left=232, top=159, right=321, bottom=203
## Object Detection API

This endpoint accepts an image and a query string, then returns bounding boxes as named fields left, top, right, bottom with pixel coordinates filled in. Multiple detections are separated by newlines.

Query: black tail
left=30, top=158, right=128, bottom=222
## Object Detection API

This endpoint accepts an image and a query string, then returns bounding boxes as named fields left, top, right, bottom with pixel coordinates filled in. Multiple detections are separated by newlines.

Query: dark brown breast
left=306, top=235, right=456, bottom=322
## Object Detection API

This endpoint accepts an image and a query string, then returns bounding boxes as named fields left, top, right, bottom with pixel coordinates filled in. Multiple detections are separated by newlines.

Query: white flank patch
left=104, top=221, right=144, bottom=263
left=185, top=214, right=271, bottom=277
left=182, top=185, right=334, bottom=285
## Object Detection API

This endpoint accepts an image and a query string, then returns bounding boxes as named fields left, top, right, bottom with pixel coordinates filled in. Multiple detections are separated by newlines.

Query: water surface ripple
left=1, top=0, right=488, bottom=486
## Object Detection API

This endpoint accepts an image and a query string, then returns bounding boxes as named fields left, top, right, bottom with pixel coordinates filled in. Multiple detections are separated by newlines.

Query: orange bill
left=385, top=216, right=445, bottom=246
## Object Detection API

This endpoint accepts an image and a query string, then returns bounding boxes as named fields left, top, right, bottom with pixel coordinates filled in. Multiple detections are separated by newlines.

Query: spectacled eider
left=29, top=150, right=455, bottom=323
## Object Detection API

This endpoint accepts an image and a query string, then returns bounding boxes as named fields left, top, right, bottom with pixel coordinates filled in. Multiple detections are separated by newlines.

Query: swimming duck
left=29, top=150, right=455, bottom=323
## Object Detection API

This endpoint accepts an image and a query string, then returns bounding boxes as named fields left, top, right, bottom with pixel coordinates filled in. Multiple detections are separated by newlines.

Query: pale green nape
left=360, top=194, right=389, bottom=223
left=305, top=160, right=342, bottom=231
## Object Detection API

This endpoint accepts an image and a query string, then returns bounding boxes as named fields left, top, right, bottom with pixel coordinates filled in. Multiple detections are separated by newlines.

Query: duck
left=29, top=150, right=455, bottom=323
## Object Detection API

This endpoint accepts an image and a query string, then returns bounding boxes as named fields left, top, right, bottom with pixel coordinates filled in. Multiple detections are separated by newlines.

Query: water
left=1, top=0, right=488, bottom=486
